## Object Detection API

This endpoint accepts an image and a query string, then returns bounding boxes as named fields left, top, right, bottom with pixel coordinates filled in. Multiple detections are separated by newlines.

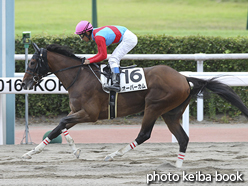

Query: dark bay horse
left=22, top=43, right=248, bottom=167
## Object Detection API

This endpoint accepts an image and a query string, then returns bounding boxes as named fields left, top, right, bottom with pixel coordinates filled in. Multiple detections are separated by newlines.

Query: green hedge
left=15, top=35, right=248, bottom=118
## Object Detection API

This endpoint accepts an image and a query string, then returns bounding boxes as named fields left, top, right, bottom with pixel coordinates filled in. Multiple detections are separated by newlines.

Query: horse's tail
left=186, top=76, right=248, bottom=118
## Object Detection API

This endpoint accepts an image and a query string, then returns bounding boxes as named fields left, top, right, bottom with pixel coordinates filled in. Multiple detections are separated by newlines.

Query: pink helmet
left=74, top=21, right=93, bottom=35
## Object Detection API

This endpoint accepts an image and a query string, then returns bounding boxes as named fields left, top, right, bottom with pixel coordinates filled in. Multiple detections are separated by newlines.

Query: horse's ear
left=32, top=42, right=41, bottom=53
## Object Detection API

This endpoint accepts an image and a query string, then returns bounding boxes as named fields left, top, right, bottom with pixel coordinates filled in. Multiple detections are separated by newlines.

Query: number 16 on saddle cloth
left=100, top=64, right=147, bottom=93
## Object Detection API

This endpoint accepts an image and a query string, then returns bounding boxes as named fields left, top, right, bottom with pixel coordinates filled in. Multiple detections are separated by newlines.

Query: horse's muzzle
left=22, top=80, right=34, bottom=90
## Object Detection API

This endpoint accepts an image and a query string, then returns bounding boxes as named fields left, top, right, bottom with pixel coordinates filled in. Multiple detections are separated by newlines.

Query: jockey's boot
left=106, top=73, right=120, bottom=92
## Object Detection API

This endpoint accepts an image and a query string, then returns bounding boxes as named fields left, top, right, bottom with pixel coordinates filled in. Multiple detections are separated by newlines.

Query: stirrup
left=105, top=84, right=120, bottom=92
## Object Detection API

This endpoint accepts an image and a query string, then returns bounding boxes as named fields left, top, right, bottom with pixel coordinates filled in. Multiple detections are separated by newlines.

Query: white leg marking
left=62, top=129, right=81, bottom=158
left=104, top=141, right=138, bottom=161
left=22, top=137, right=51, bottom=159
left=176, top=152, right=185, bottom=168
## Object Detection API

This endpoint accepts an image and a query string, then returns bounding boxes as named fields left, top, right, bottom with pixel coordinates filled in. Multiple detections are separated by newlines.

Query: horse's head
left=22, top=43, right=50, bottom=90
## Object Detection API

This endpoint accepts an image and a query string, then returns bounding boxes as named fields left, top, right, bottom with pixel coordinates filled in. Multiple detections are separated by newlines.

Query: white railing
left=4, top=53, right=248, bottom=143
left=15, top=53, right=248, bottom=61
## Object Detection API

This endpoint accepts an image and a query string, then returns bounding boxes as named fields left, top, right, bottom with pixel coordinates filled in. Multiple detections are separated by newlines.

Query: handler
left=74, top=21, right=138, bottom=92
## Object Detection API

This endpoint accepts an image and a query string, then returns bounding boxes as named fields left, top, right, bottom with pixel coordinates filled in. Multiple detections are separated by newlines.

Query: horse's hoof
left=22, top=153, right=32, bottom=159
left=176, top=159, right=183, bottom=168
left=73, top=149, right=81, bottom=159
left=104, top=155, right=114, bottom=161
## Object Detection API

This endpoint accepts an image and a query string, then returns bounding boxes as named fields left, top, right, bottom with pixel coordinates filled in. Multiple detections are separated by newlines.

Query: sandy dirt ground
left=0, top=142, right=247, bottom=186
left=1, top=116, right=247, bottom=186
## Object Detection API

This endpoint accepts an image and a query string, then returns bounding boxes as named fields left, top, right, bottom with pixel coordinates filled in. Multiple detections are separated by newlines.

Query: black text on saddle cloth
left=101, top=65, right=147, bottom=93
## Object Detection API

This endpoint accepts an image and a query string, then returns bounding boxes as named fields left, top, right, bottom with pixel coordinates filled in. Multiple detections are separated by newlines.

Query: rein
left=45, top=58, right=87, bottom=90
left=28, top=48, right=94, bottom=90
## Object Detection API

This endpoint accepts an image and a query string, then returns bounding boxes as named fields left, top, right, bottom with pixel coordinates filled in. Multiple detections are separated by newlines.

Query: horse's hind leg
left=161, top=111, right=189, bottom=168
left=104, top=108, right=158, bottom=161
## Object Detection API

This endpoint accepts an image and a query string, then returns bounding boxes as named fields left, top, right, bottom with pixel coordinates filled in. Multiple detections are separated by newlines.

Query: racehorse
left=21, top=43, right=248, bottom=167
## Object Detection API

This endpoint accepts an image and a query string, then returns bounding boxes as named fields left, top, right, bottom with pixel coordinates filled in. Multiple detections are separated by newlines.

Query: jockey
left=75, top=21, right=138, bottom=92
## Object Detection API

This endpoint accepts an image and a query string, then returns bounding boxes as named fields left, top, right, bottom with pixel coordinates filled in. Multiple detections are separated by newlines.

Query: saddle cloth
left=100, top=64, right=147, bottom=93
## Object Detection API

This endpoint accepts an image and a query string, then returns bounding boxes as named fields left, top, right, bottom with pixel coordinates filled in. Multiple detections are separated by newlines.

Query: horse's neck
left=47, top=52, right=83, bottom=89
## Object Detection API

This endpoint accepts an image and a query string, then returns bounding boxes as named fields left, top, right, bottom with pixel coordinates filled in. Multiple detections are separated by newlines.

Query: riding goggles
left=78, top=33, right=85, bottom=40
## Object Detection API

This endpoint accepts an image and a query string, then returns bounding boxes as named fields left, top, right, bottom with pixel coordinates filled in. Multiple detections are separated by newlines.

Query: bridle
left=26, top=47, right=87, bottom=90
left=26, top=48, right=50, bottom=84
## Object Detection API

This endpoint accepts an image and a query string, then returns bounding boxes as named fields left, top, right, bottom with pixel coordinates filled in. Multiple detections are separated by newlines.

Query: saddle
left=101, top=64, right=137, bottom=119
left=101, top=64, right=137, bottom=84
left=95, top=63, right=147, bottom=119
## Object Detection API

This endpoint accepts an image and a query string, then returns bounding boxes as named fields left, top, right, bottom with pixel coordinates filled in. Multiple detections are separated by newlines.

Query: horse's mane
left=46, top=44, right=81, bottom=61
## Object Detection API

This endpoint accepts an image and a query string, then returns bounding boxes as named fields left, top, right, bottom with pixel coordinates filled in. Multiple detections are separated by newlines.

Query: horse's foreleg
left=22, top=125, right=80, bottom=159
left=58, top=109, right=97, bottom=158
left=22, top=137, right=51, bottom=159
left=22, top=113, right=81, bottom=159
left=61, top=128, right=81, bottom=158
left=22, top=122, right=64, bottom=159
